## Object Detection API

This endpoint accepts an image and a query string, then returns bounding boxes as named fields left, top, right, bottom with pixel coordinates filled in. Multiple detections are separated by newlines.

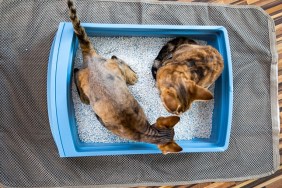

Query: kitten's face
left=159, top=79, right=213, bottom=115
left=160, top=87, right=186, bottom=115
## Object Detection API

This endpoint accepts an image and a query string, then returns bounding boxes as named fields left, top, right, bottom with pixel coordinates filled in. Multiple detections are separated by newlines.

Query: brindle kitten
left=67, top=0, right=182, bottom=154
left=152, top=37, right=224, bottom=115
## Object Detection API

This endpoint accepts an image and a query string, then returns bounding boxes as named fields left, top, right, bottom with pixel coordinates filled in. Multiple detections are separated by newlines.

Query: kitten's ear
left=158, top=141, right=182, bottom=154
left=192, top=84, right=213, bottom=101
left=155, top=116, right=180, bottom=129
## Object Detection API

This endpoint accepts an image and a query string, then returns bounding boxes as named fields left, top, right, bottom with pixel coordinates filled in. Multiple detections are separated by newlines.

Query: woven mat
left=0, top=0, right=279, bottom=187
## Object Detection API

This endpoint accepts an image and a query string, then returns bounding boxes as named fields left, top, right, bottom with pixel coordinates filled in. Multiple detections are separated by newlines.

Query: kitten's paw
left=123, top=64, right=138, bottom=85
left=126, top=70, right=138, bottom=85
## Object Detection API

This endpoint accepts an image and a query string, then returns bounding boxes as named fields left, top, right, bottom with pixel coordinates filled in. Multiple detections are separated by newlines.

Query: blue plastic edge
left=47, top=22, right=233, bottom=157
left=218, top=26, right=233, bottom=151
left=47, top=22, right=66, bottom=157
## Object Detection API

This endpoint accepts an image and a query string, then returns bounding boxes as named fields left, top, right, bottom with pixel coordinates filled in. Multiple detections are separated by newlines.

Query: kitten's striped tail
left=67, top=0, right=96, bottom=55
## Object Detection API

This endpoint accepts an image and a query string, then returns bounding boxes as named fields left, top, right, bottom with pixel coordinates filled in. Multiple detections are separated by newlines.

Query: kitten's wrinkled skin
left=152, top=37, right=224, bottom=115
left=67, top=0, right=182, bottom=154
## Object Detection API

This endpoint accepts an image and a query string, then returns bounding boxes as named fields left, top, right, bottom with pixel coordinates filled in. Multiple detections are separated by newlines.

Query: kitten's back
left=173, top=44, right=223, bottom=87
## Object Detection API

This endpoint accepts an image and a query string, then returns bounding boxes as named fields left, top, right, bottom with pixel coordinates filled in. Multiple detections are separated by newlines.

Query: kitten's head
left=153, top=116, right=183, bottom=154
left=160, top=80, right=213, bottom=115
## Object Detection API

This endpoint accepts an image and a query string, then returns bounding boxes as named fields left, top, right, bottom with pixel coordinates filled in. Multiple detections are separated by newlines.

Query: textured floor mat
left=0, top=0, right=279, bottom=187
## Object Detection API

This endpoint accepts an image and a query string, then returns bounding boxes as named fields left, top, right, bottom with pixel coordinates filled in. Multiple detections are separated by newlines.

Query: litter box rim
left=47, top=22, right=233, bottom=157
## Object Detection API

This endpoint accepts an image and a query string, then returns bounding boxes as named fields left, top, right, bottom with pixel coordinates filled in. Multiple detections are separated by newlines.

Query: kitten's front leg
left=111, top=56, right=138, bottom=85
left=122, top=64, right=138, bottom=85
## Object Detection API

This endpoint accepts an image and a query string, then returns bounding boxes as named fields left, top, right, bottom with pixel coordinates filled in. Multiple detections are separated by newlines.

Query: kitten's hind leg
left=74, top=68, right=90, bottom=105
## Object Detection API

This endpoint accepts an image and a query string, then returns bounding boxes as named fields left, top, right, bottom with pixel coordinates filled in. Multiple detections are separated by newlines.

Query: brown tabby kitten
left=152, top=37, right=224, bottom=115
left=67, top=0, right=182, bottom=154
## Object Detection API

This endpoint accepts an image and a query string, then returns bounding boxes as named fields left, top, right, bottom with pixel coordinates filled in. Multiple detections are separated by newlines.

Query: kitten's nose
left=175, top=111, right=183, bottom=115
left=173, top=109, right=182, bottom=115
left=175, top=105, right=183, bottom=115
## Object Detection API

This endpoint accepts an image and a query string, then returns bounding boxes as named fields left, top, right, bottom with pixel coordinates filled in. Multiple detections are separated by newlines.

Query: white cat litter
left=72, top=37, right=214, bottom=143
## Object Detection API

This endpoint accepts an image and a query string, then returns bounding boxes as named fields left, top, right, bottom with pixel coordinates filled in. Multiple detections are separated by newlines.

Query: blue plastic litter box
left=47, top=22, right=233, bottom=157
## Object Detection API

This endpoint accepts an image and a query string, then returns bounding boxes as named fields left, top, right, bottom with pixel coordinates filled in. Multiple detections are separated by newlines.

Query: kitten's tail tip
left=67, top=0, right=72, bottom=7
